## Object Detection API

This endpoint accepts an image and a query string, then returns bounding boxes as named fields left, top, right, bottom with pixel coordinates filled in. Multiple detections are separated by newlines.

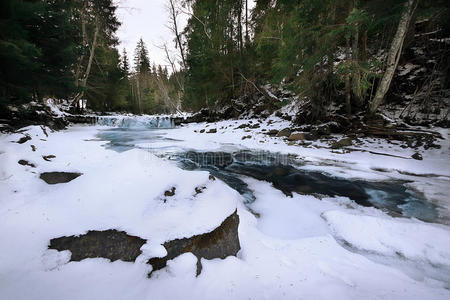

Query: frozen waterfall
left=96, top=115, right=175, bottom=129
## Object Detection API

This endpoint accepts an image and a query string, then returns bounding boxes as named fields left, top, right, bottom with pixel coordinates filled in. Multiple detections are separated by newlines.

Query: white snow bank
left=1, top=123, right=450, bottom=299
left=324, top=210, right=450, bottom=267
left=0, top=125, right=238, bottom=275
left=44, top=99, right=66, bottom=117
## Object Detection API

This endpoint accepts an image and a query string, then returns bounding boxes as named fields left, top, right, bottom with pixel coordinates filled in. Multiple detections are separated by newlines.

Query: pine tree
left=0, top=0, right=77, bottom=105
left=121, top=48, right=130, bottom=76
left=134, top=38, right=150, bottom=75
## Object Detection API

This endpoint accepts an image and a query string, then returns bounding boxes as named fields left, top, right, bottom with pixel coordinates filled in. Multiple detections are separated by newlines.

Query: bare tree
left=369, top=0, right=417, bottom=114
left=166, top=0, right=187, bottom=69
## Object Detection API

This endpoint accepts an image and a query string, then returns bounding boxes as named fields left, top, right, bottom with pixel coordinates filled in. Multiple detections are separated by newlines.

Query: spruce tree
left=134, top=38, right=150, bottom=75
left=121, top=48, right=130, bottom=76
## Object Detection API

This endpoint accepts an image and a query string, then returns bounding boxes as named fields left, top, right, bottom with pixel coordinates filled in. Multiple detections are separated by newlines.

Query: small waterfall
left=96, top=115, right=175, bottom=129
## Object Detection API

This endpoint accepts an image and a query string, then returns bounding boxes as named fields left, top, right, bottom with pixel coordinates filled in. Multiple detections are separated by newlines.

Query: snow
left=44, top=98, right=67, bottom=117
left=398, top=63, right=418, bottom=76
left=324, top=210, right=450, bottom=267
left=1, top=118, right=450, bottom=299
left=96, top=115, right=175, bottom=128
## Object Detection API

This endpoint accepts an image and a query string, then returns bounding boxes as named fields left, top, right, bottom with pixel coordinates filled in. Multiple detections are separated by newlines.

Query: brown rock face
left=39, top=172, right=82, bottom=184
left=47, top=211, right=241, bottom=278
left=331, top=137, right=353, bottom=149
left=411, top=152, right=423, bottom=160
left=148, top=210, right=240, bottom=276
left=267, top=129, right=279, bottom=136
left=18, top=160, right=36, bottom=168
left=276, top=128, right=291, bottom=137
left=49, top=230, right=146, bottom=262
left=287, top=133, right=304, bottom=141
left=42, top=155, right=56, bottom=161
left=16, top=135, right=31, bottom=144
left=164, top=187, right=176, bottom=197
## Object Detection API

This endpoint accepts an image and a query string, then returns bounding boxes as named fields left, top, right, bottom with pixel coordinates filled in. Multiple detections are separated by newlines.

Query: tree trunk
left=80, top=19, right=99, bottom=89
left=73, top=17, right=100, bottom=107
left=369, top=0, right=416, bottom=114
left=352, top=0, right=361, bottom=105
left=74, top=11, right=87, bottom=88
left=136, top=77, right=142, bottom=114
left=345, top=36, right=352, bottom=115
left=238, top=0, right=243, bottom=55
left=245, top=0, right=248, bottom=41
left=361, top=30, right=368, bottom=62
left=169, top=0, right=186, bottom=69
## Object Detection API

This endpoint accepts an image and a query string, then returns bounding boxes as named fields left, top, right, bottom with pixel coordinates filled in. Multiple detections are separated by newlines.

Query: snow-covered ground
left=1, top=117, right=449, bottom=299
left=160, top=119, right=450, bottom=220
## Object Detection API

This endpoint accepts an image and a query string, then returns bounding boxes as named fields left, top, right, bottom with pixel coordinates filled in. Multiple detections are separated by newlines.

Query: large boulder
left=148, top=210, right=240, bottom=276
left=276, top=128, right=291, bottom=138
left=47, top=211, right=241, bottom=276
left=412, top=152, right=423, bottom=160
left=287, top=133, right=304, bottom=141
left=40, top=172, right=82, bottom=184
left=49, top=230, right=146, bottom=262
left=331, top=137, right=353, bottom=149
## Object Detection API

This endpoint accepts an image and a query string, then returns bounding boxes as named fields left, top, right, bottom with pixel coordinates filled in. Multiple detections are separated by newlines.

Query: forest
left=1, top=1, right=450, bottom=299
left=1, top=0, right=448, bottom=123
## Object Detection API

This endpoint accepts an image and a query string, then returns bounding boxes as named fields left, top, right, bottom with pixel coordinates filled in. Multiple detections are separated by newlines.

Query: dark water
left=96, top=128, right=438, bottom=222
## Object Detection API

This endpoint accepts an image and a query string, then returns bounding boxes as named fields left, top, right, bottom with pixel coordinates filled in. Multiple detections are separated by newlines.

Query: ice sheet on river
left=0, top=124, right=450, bottom=299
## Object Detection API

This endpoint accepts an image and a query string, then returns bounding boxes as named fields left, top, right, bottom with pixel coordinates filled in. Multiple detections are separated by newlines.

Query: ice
left=97, top=115, right=175, bottom=128
left=323, top=210, right=450, bottom=267
left=1, top=119, right=450, bottom=299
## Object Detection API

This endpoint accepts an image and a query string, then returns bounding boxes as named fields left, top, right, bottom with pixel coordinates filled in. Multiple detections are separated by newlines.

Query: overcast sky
left=116, top=0, right=255, bottom=70
left=116, top=0, right=187, bottom=70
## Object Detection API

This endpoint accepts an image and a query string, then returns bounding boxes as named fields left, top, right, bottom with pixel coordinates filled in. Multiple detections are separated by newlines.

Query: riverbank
left=0, top=119, right=449, bottom=299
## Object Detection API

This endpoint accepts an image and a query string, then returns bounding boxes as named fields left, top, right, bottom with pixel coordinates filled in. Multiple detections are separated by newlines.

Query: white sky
left=116, top=0, right=255, bottom=70
left=116, top=0, right=187, bottom=70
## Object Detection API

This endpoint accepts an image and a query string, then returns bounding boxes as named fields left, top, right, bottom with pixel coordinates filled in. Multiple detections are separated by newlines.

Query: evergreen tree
left=121, top=48, right=130, bottom=76
left=183, top=0, right=249, bottom=111
left=0, top=0, right=77, bottom=106
left=134, top=38, right=150, bottom=74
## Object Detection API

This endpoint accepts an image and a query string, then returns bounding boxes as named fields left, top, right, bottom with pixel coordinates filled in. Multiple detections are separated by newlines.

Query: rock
left=209, top=175, right=216, bottom=181
left=304, top=132, right=318, bottom=141
left=236, top=123, right=249, bottom=129
left=164, top=187, right=176, bottom=197
left=42, top=155, right=56, bottom=161
left=312, top=124, right=331, bottom=136
left=40, top=125, right=49, bottom=137
left=267, top=129, right=279, bottom=136
left=18, top=160, right=35, bottom=168
left=49, top=230, right=146, bottom=262
left=30, top=145, right=36, bottom=152
left=39, top=172, right=82, bottom=184
left=199, top=129, right=205, bottom=133
left=284, top=115, right=293, bottom=121
left=65, top=115, right=97, bottom=125
left=287, top=133, right=304, bottom=141
left=148, top=210, right=240, bottom=276
left=412, top=152, right=423, bottom=160
left=206, top=128, right=217, bottom=133
left=331, top=137, right=353, bottom=149
left=242, top=135, right=252, bottom=140
left=16, top=135, right=31, bottom=144
left=194, top=186, right=206, bottom=195
left=276, top=128, right=291, bottom=137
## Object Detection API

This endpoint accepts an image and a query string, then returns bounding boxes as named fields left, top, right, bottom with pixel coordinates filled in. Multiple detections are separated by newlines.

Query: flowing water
left=95, top=117, right=438, bottom=222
